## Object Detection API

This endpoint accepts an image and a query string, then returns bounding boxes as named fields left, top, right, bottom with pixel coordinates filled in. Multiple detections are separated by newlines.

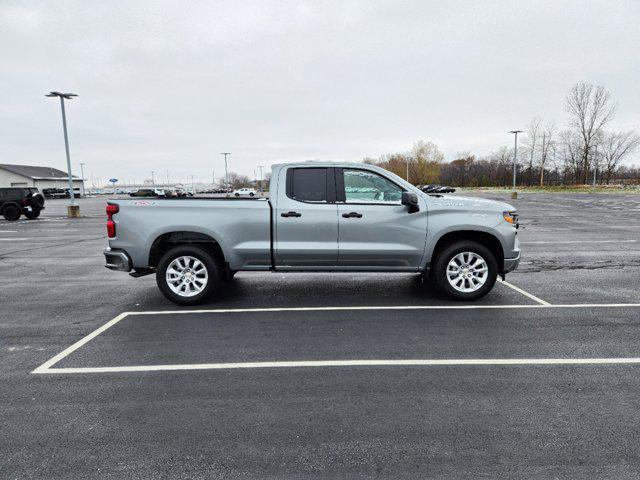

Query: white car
left=233, top=188, right=257, bottom=197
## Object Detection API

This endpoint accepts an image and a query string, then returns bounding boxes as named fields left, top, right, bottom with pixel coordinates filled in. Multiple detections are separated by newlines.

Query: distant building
left=0, top=164, right=84, bottom=190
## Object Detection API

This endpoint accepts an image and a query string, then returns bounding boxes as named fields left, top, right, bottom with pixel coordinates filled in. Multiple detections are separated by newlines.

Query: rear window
left=287, top=168, right=328, bottom=203
left=0, top=188, right=22, bottom=200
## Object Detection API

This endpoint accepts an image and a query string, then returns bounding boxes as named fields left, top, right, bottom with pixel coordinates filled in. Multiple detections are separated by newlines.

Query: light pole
left=406, top=159, right=410, bottom=182
left=190, top=174, right=195, bottom=194
left=509, top=130, right=523, bottom=199
left=79, top=162, right=86, bottom=197
left=46, top=91, right=78, bottom=216
left=258, top=165, right=264, bottom=192
left=151, top=170, right=155, bottom=186
left=220, top=152, right=230, bottom=196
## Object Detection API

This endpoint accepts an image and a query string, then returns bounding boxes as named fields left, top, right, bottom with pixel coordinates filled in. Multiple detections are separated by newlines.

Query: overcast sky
left=1, top=0, right=638, bottom=185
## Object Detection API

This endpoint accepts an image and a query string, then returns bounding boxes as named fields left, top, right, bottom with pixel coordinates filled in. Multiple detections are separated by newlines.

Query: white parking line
left=521, top=240, right=638, bottom=244
left=32, top=312, right=129, bottom=374
left=496, top=279, right=551, bottom=306
left=127, top=303, right=640, bottom=316
left=32, top=303, right=640, bottom=375
left=34, top=357, right=640, bottom=374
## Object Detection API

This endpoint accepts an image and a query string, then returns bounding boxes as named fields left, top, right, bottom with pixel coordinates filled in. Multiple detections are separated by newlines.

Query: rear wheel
left=24, top=209, right=41, bottom=220
left=156, top=245, right=221, bottom=305
left=432, top=240, right=498, bottom=301
left=2, top=205, right=21, bottom=221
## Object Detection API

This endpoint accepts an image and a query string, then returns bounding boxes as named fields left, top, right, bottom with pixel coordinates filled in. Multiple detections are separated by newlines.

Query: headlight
left=503, top=211, right=519, bottom=226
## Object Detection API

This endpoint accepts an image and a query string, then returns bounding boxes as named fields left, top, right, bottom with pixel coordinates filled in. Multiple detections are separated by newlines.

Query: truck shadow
left=141, top=272, right=517, bottom=310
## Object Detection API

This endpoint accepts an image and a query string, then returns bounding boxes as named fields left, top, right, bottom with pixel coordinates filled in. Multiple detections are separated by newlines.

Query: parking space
left=2, top=192, right=640, bottom=478
left=34, top=304, right=640, bottom=375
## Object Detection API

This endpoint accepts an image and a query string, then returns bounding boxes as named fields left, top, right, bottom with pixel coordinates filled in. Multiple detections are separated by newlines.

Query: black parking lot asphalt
left=2, top=193, right=640, bottom=479
left=42, top=306, right=640, bottom=372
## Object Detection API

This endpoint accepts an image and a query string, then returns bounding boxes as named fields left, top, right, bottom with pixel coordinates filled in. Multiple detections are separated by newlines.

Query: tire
left=31, top=193, right=45, bottom=208
left=432, top=240, right=498, bottom=301
left=24, top=209, right=41, bottom=220
left=234, top=193, right=240, bottom=197
left=2, top=205, right=21, bottom=221
left=249, top=193, right=255, bottom=197
left=156, top=245, right=221, bottom=305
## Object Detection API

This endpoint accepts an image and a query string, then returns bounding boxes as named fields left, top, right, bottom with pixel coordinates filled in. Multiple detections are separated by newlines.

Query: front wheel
left=24, top=209, right=41, bottom=220
left=156, top=245, right=220, bottom=305
left=432, top=240, right=498, bottom=301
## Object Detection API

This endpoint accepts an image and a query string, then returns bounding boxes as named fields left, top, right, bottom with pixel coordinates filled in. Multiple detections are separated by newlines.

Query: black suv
left=0, top=187, right=46, bottom=221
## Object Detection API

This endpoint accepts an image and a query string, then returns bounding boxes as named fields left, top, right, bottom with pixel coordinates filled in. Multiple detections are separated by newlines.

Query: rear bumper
left=104, top=248, right=132, bottom=272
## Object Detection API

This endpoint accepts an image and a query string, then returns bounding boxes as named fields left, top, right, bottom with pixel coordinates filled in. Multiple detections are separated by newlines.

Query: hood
left=423, top=194, right=515, bottom=213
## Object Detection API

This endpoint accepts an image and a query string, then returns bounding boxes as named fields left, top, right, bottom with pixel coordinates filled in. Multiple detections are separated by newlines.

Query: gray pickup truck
left=104, top=162, right=520, bottom=304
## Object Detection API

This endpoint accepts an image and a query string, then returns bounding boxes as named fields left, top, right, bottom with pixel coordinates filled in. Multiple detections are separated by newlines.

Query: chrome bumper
left=104, top=249, right=132, bottom=272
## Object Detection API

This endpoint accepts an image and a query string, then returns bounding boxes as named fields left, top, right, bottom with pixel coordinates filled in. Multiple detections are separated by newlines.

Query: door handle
left=342, top=212, right=363, bottom=218
left=281, top=211, right=302, bottom=218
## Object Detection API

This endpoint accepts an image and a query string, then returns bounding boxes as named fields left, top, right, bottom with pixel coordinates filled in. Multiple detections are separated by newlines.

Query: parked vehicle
left=232, top=187, right=257, bottom=197
left=129, top=189, right=162, bottom=198
left=0, top=187, right=45, bottom=221
left=42, top=187, right=81, bottom=199
left=163, top=188, right=178, bottom=198
left=104, top=162, right=520, bottom=305
left=419, top=184, right=456, bottom=194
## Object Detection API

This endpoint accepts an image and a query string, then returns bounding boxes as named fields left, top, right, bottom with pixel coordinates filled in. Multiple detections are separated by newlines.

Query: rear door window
left=287, top=168, right=331, bottom=203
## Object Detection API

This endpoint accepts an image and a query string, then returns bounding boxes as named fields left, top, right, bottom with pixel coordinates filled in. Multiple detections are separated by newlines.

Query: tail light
left=106, top=204, right=119, bottom=238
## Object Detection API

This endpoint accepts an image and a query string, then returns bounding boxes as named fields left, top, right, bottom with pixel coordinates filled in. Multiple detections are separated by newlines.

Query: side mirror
left=401, top=192, right=419, bottom=213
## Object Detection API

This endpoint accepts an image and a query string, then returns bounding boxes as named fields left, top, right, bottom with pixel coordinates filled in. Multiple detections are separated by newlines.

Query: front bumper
left=503, top=250, right=521, bottom=273
left=104, top=248, right=132, bottom=272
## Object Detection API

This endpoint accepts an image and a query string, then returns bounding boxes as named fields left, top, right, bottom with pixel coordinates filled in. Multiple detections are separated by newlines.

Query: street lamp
left=220, top=152, right=230, bottom=196
left=151, top=170, right=155, bottom=186
left=46, top=91, right=79, bottom=216
left=509, top=130, right=523, bottom=199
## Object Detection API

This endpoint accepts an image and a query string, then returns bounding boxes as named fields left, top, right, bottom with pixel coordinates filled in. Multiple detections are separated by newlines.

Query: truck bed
left=108, top=197, right=273, bottom=270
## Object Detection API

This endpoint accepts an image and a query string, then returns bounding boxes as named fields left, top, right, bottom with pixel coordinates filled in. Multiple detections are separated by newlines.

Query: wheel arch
left=429, top=229, right=505, bottom=274
left=148, top=231, right=227, bottom=271
left=0, top=201, right=21, bottom=213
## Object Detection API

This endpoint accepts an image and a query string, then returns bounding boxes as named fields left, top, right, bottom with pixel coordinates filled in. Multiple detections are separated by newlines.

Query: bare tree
left=524, top=118, right=542, bottom=185
left=600, top=131, right=640, bottom=183
left=409, top=140, right=444, bottom=184
left=565, top=82, right=616, bottom=183
left=365, top=140, right=443, bottom=185
left=538, top=123, right=556, bottom=186
left=219, top=172, right=251, bottom=189
left=559, top=129, right=583, bottom=183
